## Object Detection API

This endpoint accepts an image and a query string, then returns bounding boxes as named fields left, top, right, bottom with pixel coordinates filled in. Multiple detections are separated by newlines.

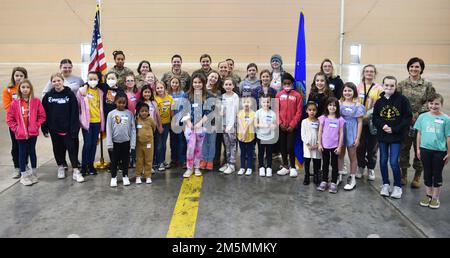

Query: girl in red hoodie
left=276, top=73, right=303, bottom=178
left=7, top=79, right=46, bottom=186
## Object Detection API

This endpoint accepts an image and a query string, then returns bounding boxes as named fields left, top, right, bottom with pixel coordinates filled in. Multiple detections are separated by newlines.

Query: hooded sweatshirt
left=42, top=86, right=80, bottom=138
left=239, top=78, right=261, bottom=97
left=276, top=88, right=303, bottom=129
left=372, top=91, right=412, bottom=143
left=7, top=98, right=46, bottom=140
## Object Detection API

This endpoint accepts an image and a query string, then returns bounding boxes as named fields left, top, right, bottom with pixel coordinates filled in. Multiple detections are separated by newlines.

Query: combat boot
left=401, top=168, right=408, bottom=186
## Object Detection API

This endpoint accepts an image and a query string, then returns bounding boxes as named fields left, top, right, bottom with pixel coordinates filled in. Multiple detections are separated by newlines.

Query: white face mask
left=107, top=79, right=117, bottom=88
left=88, top=80, right=98, bottom=88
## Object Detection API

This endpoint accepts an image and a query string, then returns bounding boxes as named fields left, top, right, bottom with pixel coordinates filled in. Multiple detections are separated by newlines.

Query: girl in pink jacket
left=7, top=79, right=46, bottom=186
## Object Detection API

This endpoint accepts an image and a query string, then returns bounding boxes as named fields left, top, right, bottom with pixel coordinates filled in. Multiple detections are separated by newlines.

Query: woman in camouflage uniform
left=108, top=50, right=133, bottom=89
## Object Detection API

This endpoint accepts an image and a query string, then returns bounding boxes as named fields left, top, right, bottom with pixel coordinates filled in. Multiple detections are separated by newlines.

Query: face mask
left=284, top=87, right=292, bottom=92
left=107, top=79, right=117, bottom=88
left=88, top=80, right=98, bottom=88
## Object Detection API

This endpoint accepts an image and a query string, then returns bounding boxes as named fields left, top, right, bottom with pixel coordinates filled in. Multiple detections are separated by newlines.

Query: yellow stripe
left=166, top=176, right=203, bottom=238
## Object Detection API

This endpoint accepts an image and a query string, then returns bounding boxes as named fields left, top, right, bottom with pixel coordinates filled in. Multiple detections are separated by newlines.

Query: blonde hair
left=18, top=79, right=35, bottom=99
left=50, top=72, right=64, bottom=82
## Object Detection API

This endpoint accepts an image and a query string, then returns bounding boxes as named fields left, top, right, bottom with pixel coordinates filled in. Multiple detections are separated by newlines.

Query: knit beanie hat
left=270, top=54, right=283, bottom=65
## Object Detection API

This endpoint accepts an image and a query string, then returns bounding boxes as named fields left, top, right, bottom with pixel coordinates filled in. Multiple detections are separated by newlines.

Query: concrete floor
left=0, top=64, right=449, bottom=238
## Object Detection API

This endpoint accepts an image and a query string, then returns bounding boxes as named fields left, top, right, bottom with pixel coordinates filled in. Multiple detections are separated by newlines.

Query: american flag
left=88, top=4, right=107, bottom=74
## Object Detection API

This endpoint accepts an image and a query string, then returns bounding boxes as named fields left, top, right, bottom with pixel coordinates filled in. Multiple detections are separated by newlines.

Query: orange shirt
left=2, top=84, right=18, bottom=112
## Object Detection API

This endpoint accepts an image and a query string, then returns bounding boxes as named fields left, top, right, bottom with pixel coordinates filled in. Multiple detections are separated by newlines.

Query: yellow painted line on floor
left=166, top=175, right=203, bottom=238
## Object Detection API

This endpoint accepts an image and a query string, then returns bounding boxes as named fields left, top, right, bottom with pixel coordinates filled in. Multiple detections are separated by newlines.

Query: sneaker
left=245, top=169, right=252, bottom=176
left=195, top=168, right=202, bottom=176
left=277, top=167, right=289, bottom=176
left=289, top=168, right=298, bottom=178
left=30, top=168, right=38, bottom=184
left=259, top=167, right=266, bottom=177
left=317, top=181, right=328, bottom=191
left=63, top=161, right=68, bottom=170
left=110, top=177, right=118, bottom=187
left=89, top=164, right=98, bottom=175
left=183, top=169, right=193, bottom=178
left=219, top=164, right=228, bottom=172
left=164, top=162, right=171, bottom=169
left=12, top=168, right=20, bottom=179
left=224, top=164, right=235, bottom=175
left=390, top=186, right=402, bottom=199
left=237, top=168, right=245, bottom=176
left=136, top=177, right=142, bottom=184
left=344, top=176, right=356, bottom=191
left=266, top=168, right=272, bottom=177
left=152, top=168, right=156, bottom=174
left=146, top=178, right=152, bottom=184
left=123, top=176, right=131, bottom=186
left=419, top=196, right=431, bottom=207
left=206, top=161, right=213, bottom=171
left=328, top=183, right=338, bottom=194
left=158, top=164, right=166, bottom=171
left=429, top=199, right=440, bottom=209
left=356, top=167, right=364, bottom=179
left=72, top=169, right=85, bottom=183
left=368, top=169, right=375, bottom=181
left=20, top=173, right=33, bottom=186
left=199, top=160, right=207, bottom=170
left=380, top=184, right=390, bottom=197
left=57, top=166, right=66, bottom=179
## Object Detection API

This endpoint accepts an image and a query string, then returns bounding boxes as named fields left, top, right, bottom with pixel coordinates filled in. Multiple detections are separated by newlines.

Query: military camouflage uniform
left=397, top=77, right=435, bottom=179
left=230, top=72, right=242, bottom=85
left=108, top=66, right=133, bottom=89
left=161, top=70, right=191, bottom=92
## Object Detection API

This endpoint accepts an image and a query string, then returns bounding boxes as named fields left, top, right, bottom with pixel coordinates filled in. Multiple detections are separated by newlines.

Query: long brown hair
left=188, top=73, right=207, bottom=101
left=10, top=67, right=28, bottom=86
left=309, top=72, right=333, bottom=100
left=17, top=79, right=35, bottom=99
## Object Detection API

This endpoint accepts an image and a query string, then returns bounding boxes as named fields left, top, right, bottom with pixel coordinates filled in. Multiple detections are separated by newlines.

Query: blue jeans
left=82, top=123, right=101, bottom=167
left=379, top=142, right=402, bottom=187
left=202, top=132, right=217, bottom=162
left=170, top=129, right=187, bottom=164
left=156, top=124, right=170, bottom=165
left=239, top=140, right=255, bottom=170
left=18, top=137, right=37, bottom=173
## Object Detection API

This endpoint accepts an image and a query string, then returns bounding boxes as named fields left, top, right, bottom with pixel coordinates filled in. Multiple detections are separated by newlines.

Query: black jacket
left=328, top=76, right=344, bottom=100
left=372, top=91, right=412, bottom=143
left=41, top=86, right=80, bottom=138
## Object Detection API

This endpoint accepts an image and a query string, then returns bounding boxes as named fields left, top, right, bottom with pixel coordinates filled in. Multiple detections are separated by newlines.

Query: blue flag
left=294, top=12, right=306, bottom=167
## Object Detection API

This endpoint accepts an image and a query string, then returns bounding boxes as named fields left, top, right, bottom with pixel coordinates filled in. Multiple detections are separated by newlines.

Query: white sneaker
left=390, top=186, right=402, bottom=199
left=12, top=168, right=20, bottom=179
left=224, top=164, right=235, bottom=174
left=259, top=167, right=266, bottom=177
left=146, top=178, right=152, bottom=184
left=20, top=172, right=33, bottom=186
left=266, top=168, right=272, bottom=177
left=123, top=176, right=131, bottom=186
left=30, top=168, right=38, bottom=184
left=245, top=169, right=252, bottom=176
left=110, top=177, right=118, bottom=187
left=237, top=168, right=245, bottom=175
left=183, top=169, right=193, bottom=178
left=356, top=167, right=364, bottom=179
left=72, top=169, right=85, bottom=183
left=152, top=168, right=156, bottom=174
left=289, top=168, right=298, bottom=177
left=158, top=164, right=165, bottom=171
left=368, top=169, right=375, bottom=181
left=57, top=166, right=66, bottom=179
left=195, top=168, right=202, bottom=176
left=135, top=177, right=142, bottom=184
left=380, top=184, right=390, bottom=197
left=344, top=176, right=356, bottom=191
left=277, top=167, right=289, bottom=176
left=341, top=163, right=348, bottom=175
left=219, top=164, right=228, bottom=172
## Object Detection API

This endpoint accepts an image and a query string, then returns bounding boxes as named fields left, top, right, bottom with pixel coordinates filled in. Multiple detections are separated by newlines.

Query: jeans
left=379, top=142, right=401, bottom=187
left=155, top=124, right=170, bottom=165
left=239, top=140, right=255, bottom=170
left=202, top=132, right=217, bottom=162
left=170, top=129, right=187, bottom=164
left=81, top=123, right=100, bottom=167
left=18, top=137, right=37, bottom=173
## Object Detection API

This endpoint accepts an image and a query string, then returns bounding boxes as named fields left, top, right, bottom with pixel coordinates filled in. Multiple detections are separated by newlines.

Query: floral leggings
left=185, top=127, right=205, bottom=169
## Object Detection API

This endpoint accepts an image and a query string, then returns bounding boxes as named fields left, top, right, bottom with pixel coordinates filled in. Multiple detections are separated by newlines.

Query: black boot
left=303, top=172, right=310, bottom=185
left=89, top=164, right=97, bottom=175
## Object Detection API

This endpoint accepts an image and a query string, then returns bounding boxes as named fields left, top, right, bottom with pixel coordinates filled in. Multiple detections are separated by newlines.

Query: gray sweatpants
left=223, top=133, right=237, bottom=164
